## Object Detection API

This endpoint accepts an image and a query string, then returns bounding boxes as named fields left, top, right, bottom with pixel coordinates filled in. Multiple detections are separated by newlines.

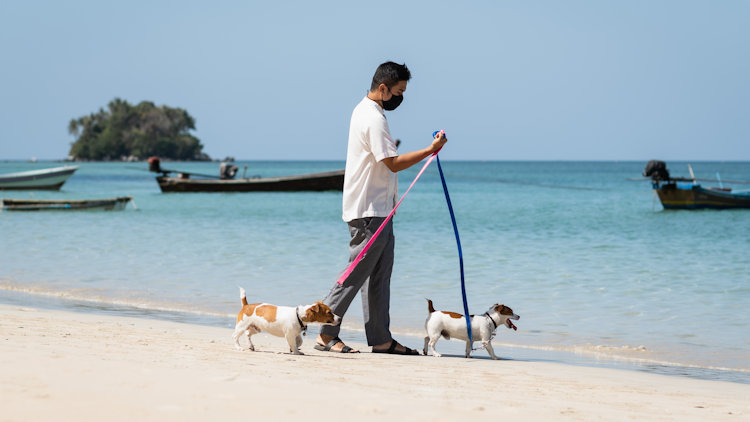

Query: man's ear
left=378, top=83, right=389, bottom=97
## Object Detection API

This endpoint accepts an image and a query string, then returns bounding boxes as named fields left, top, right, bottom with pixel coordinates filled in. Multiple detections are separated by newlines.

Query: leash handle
left=435, top=151, right=473, bottom=347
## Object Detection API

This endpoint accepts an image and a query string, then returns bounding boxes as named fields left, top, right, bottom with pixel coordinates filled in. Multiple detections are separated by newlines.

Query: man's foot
left=372, top=339, right=420, bottom=355
left=314, top=335, right=359, bottom=353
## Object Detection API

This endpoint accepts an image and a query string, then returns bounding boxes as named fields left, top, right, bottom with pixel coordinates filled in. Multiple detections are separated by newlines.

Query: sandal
left=314, top=337, right=359, bottom=353
left=372, top=340, right=420, bottom=356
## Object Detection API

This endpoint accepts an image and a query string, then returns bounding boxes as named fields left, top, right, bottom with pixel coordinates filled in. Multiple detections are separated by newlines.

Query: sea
left=1, top=160, right=748, bottom=384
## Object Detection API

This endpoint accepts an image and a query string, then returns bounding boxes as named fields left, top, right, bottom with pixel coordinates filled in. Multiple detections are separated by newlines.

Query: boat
left=0, top=166, right=78, bottom=190
left=156, top=170, right=345, bottom=193
left=147, top=157, right=344, bottom=193
left=2, top=196, right=133, bottom=211
left=642, top=160, right=750, bottom=209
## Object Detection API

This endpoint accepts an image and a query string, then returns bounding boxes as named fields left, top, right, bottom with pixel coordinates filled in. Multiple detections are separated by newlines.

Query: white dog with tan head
left=423, top=299, right=519, bottom=359
left=232, top=287, right=340, bottom=355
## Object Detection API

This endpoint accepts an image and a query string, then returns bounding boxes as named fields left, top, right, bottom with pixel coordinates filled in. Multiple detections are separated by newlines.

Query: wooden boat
left=147, top=157, right=344, bottom=193
left=156, top=170, right=345, bottom=193
left=0, top=166, right=78, bottom=190
left=654, top=183, right=750, bottom=209
left=643, top=160, right=750, bottom=209
left=2, top=196, right=132, bottom=211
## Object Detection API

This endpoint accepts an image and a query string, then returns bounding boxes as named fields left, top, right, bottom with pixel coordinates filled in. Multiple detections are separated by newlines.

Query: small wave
left=486, top=341, right=750, bottom=375
left=1, top=283, right=389, bottom=336
left=384, top=322, right=750, bottom=377
left=0, top=283, right=235, bottom=321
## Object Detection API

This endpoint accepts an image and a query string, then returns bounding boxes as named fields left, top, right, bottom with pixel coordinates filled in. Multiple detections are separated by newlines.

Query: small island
left=68, top=98, right=209, bottom=161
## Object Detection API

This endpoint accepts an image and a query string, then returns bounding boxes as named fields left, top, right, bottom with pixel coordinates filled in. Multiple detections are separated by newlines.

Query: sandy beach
left=1, top=304, right=747, bottom=421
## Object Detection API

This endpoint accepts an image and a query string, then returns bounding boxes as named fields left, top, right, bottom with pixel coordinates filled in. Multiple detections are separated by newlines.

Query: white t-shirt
left=342, top=96, right=399, bottom=222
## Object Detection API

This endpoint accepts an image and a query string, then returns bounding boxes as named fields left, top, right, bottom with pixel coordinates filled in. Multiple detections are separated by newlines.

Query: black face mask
left=382, top=94, right=403, bottom=111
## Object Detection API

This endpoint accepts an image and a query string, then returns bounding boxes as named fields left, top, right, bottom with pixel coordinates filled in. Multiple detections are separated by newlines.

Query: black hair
left=370, top=61, right=411, bottom=91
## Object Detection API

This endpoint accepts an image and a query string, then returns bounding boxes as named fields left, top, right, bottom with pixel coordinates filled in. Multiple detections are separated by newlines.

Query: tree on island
left=68, top=98, right=209, bottom=161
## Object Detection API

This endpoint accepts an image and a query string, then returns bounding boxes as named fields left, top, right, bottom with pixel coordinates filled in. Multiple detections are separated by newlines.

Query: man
left=315, top=61, right=447, bottom=354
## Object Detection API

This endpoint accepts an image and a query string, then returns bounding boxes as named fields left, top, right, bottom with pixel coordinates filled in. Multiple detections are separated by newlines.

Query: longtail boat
left=147, top=157, right=344, bottom=193
left=642, top=161, right=750, bottom=210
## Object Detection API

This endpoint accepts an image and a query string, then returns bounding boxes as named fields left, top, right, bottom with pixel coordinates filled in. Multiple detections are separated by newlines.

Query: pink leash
left=336, top=149, right=441, bottom=285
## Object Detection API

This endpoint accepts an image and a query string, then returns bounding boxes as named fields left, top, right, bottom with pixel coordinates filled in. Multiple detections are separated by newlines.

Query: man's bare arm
left=381, top=132, right=447, bottom=173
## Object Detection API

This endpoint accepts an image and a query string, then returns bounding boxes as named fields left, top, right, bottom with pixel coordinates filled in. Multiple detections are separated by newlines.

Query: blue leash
left=433, top=131, right=473, bottom=347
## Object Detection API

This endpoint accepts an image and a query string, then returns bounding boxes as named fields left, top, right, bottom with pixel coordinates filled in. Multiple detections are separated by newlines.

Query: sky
left=1, top=0, right=748, bottom=161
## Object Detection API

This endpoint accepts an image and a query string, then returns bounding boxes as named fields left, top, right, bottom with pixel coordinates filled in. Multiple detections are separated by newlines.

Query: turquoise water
left=1, top=160, right=749, bottom=383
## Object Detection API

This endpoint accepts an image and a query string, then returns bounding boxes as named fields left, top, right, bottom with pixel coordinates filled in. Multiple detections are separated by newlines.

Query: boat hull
left=0, top=166, right=78, bottom=190
left=2, top=196, right=132, bottom=211
left=156, top=170, right=345, bottom=193
left=655, top=184, right=750, bottom=209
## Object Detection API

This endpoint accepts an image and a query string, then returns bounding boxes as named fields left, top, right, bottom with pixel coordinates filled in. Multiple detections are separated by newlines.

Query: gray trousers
left=321, top=217, right=394, bottom=346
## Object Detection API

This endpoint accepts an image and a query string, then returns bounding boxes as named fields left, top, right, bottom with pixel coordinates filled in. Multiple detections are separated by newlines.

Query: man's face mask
left=382, top=88, right=404, bottom=111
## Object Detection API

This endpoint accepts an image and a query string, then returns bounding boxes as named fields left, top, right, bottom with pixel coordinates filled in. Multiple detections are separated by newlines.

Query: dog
left=423, top=299, right=519, bottom=360
left=232, top=287, right=340, bottom=355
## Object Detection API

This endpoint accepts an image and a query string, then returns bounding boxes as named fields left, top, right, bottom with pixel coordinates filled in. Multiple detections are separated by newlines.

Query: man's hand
left=430, top=131, right=448, bottom=153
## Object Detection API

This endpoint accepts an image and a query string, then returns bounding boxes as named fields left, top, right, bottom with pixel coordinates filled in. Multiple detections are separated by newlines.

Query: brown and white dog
left=232, top=287, right=340, bottom=355
left=423, top=299, right=519, bottom=360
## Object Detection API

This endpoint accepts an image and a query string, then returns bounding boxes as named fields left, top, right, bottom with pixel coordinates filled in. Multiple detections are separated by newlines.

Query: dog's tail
left=426, top=298, right=435, bottom=314
left=239, top=286, right=248, bottom=306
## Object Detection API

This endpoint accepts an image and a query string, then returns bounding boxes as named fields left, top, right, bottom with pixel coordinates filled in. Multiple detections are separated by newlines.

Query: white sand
left=1, top=304, right=747, bottom=421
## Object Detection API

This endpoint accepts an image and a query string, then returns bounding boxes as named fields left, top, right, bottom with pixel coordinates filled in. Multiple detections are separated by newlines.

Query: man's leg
left=318, top=218, right=391, bottom=348
left=361, top=222, right=394, bottom=346
left=364, top=222, right=419, bottom=354
left=362, top=222, right=426, bottom=355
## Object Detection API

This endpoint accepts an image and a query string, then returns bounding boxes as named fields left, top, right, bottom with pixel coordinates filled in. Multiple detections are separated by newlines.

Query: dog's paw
left=432, top=352, right=442, bottom=357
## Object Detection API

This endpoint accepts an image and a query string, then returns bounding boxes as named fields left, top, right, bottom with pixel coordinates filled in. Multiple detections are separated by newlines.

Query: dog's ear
left=498, top=305, right=514, bottom=315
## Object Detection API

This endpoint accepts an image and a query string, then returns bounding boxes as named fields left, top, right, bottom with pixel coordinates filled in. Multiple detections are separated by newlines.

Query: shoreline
left=1, top=287, right=748, bottom=385
left=2, top=287, right=749, bottom=386
left=2, top=303, right=748, bottom=421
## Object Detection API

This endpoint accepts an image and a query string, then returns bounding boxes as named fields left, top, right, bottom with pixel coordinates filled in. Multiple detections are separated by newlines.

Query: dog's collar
left=295, top=306, right=307, bottom=334
left=484, top=312, right=499, bottom=329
